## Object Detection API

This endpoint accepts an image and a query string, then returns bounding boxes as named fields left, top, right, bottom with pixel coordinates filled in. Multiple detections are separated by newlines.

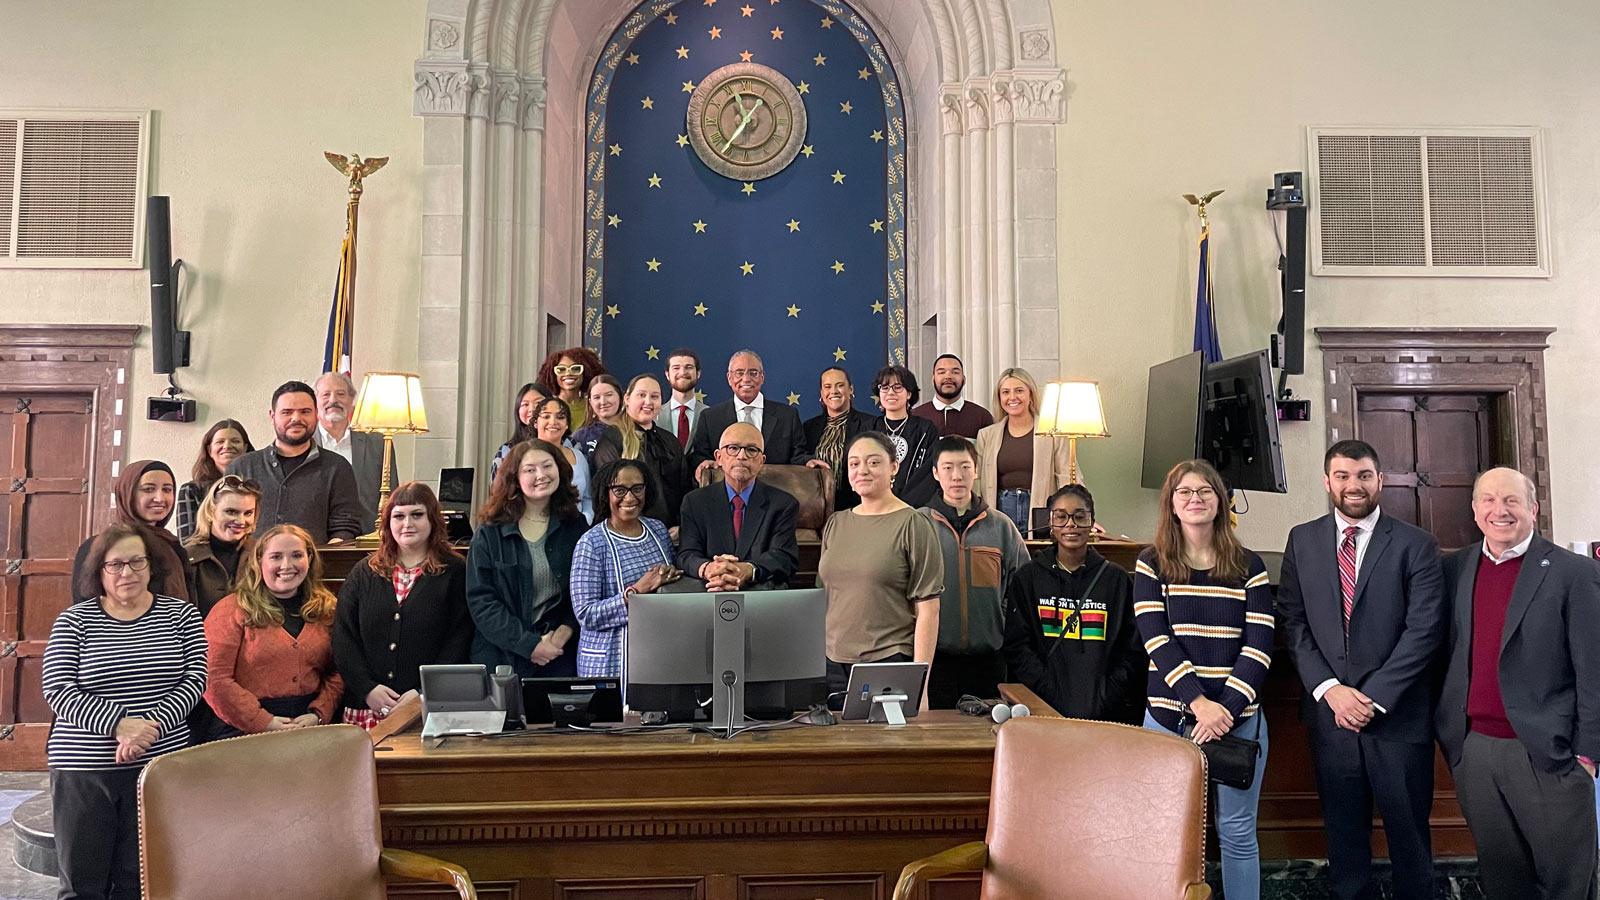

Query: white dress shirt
left=735, top=393, right=765, bottom=432
left=931, top=397, right=967, bottom=413
left=315, top=423, right=353, bottom=465
left=1482, top=530, right=1534, bottom=564
left=1312, top=507, right=1387, bottom=709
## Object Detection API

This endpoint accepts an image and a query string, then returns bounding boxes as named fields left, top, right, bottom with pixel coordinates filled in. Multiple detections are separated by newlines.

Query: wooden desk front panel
left=376, top=714, right=994, bottom=899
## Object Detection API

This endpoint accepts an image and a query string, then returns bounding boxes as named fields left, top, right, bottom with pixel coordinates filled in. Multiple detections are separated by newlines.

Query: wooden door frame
left=1315, top=327, right=1555, bottom=536
left=0, top=323, right=137, bottom=767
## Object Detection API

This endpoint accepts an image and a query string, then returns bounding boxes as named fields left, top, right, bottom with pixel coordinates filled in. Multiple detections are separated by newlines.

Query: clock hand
left=721, top=98, right=765, bottom=154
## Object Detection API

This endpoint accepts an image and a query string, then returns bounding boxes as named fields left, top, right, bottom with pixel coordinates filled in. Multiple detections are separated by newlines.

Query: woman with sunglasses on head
left=44, top=524, right=207, bottom=900
left=176, top=418, right=254, bottom=541
left=592, top=374, right=689, bottom=529
left=1002, top=483, right=1142, bottom=723
left=183, top=474, right=262, bottom=617
left=467, top=440, right=588, bottom=678
left=537, top=347, right=606, bottom=432
left=1135, top=459, right=1274, bottom=900
left=202, top=524, right=343, bottom=740
left=335, top=482, right=471, bottom=729
left=72, top=459, right=191, bottom=604
left=570, top=459, right=679, bottom=679
left=489, top=382, right=550, bottom=482
left=569, top=374, right=626, bottom=463
left=817, top=432, right=943, bottom=708
left=531, top=396, right=594, bottom=522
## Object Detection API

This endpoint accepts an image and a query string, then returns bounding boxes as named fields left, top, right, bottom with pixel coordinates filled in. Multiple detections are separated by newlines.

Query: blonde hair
left=231, top=524, right=338, bottom=628
left=994, top=367, right=1041, bottom=419
left=184, top=475, right=262, bottom=548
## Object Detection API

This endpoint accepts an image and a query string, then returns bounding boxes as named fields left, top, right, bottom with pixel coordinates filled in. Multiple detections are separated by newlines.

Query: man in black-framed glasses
left=678, top=422, right=800, bottom=591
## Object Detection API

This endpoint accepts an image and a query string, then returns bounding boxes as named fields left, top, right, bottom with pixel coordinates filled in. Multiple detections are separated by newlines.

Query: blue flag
left=322, top=219, right=355, bottom=376
left=1193, top=225, right=1222, bottom=364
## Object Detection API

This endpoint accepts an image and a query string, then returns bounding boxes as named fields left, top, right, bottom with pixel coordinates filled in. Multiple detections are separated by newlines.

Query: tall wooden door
left=0, top=392, right=94, bottom=767
left=1356, top=392, right=1501, bottom=550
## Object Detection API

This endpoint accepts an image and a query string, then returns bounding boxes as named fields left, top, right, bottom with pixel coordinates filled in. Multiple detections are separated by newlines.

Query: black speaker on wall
left=146, top=196, right=190, bottom=375
left=1268, top=172, right=1306, bottom=376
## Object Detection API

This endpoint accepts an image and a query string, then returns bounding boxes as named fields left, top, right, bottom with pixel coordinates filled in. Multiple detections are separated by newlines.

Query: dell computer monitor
left=625, top=588, right=827, bottom=720
left=1141, top=351, right=1205, bottom=489
left=1201, top=350, right=1288, bottom=493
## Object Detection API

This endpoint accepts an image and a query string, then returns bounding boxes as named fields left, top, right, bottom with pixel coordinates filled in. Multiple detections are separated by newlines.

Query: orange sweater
left=203, top=593, right=343, bottom=733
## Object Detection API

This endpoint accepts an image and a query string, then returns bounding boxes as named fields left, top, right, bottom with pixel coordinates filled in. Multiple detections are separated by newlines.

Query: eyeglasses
left=729, top=368, right=763, bottom=379
left=1049, top=510, right=1096, bottom=527
left=102, top=556, right=150, bottom=574
left=553, top=364, right=585, bottom=376
left=607, top=483, right=648, bottom=499
left=1173, top=487, right=1217, bottom=501
left=878, top=384, right=909, bottom=395
left=719, top=443, right=763, bottom=459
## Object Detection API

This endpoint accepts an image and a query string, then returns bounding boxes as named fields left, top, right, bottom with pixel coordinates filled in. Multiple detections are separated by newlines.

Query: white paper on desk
left=422, top=710, right=505, bottom=738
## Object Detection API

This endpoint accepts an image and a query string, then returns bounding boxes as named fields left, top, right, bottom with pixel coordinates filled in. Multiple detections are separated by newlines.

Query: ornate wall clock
left=686, top=62, right=808, bottom=181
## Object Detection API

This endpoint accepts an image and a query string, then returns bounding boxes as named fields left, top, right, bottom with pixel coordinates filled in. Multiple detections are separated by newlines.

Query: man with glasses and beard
left=688, top=349, right=818, bottom=476
left=911, top=354, right=993, bottom=439
left=1276, top=440, right=1446, bottom=900
left=313, top=370, right=395, bottom=529
left=655, top=348, right=708, bottom=451
left=678, top=423, right=800, bottom=590
left=228, top=380, right=364, bottom=544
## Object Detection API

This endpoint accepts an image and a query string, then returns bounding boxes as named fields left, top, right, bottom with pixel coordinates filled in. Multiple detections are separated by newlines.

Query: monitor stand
left=869, top=693, right=911, bottom=726
left=710, top=594, right=746, bottom=732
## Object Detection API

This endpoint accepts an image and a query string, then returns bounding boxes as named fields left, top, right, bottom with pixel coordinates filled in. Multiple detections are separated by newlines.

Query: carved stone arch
left=412, top=0, right=1065, bottom=495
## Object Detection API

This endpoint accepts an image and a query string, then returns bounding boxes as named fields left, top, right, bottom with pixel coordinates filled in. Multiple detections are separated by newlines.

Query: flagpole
left=323, top=152, right=388, bottom=375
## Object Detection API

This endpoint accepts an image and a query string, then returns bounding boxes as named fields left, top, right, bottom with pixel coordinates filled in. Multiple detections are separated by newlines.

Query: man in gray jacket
left=227, top=380, right=364, bottom=545
left=314, top=370, right=395, bottom=530
left=919, top=435, right=1029, bottom=707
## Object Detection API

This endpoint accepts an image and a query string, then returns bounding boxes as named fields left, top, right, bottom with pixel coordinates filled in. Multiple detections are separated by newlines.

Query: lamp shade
left=1037, top=381, right=1109, bottom=438
left=351, top=371, right=429, bottom=435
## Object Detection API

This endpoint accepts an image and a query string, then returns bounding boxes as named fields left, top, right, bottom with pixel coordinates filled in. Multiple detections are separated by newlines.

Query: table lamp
left=1037, top=380, right=1109, bottom=485
left=350, top=371, right=429, bottom=539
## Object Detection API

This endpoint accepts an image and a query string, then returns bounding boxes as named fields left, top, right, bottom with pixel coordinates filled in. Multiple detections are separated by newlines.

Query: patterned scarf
left=815, top=413, right=851, bottom=474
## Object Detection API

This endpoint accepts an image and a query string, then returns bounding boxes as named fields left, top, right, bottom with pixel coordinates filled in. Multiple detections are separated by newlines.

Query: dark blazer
left=184, top=538, right=246, bottom=618
left=465, top=515, right=585, bottom=677
left=1277, top=512, right=1446, bottom=743
left=591, top=424, right=689, bottom=527
left=677, top=481, right=800, bottom=587
left=343, top=430, right=397, bottom=533
left=688, top=397, right=812, bottom=469
left=802, top=408, right=877, bottom=510
left=333, top=554, right=472, bottom=711
left=1435, top=534, right=1600, bottom=772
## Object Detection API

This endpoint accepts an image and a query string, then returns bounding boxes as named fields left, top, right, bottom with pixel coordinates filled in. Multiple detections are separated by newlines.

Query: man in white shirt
left=313, top=371, right=395, bottom=532
left=687, top=350, right=818, bottom=477
left=910, top=353, right=994, bottom=438
left=655, top=348, right=707, bottom=450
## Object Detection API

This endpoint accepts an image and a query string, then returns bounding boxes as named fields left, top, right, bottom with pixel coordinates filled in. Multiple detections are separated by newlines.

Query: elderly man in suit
left=655, top=347, right=708, bottom=450
left=1435, top=466, right=1598, bottom=900
left=1277, top=440, right=1445, bottom=900
left=314, top=371, right=396, bottom=532
left=688, top=349, right=820, bottom=476
left=678, top=422, right=799, bottom=590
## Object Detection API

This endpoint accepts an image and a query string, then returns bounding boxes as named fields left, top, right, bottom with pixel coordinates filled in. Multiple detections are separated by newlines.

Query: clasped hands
left=700, top=555, right=755, bottom=591
left=113, top=716, right=161, bottom=764
left=1325, top=684, right=1377, bottom=732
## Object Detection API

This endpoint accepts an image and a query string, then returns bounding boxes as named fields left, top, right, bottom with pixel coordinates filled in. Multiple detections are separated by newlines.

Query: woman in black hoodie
left=1002, top=483, right=1144, bottom=723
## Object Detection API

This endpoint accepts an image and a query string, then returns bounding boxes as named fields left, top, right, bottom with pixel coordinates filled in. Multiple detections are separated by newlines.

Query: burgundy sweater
left=912, top=401, right=994, bottom=439
left=1466, top=553, right=1522, bottom=740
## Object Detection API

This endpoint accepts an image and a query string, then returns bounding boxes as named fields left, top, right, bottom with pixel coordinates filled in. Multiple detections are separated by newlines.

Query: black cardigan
left=332, top=553, right=472, bottom=711
left=873, top=413, right=940, bottom=508
left=591, top=424, right=689, bottom=526
left=465, top=515, right=585, bottom=677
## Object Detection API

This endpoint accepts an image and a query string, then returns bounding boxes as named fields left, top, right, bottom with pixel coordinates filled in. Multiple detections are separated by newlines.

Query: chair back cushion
left=139, top=725, right=387, bottom=900
left=702, top=464, right=832, bottom=537
left=982, top=716, right=1208, bottom=900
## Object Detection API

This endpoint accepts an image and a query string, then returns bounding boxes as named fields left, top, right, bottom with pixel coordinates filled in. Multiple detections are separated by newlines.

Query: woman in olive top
left=974, top=367, right=1070, bottom=533
left=467, top=439, right=588, bottom=677
left=334, top=482, right=471, bottom=729
left=817, top=432, right=944, bottom=707
left=537, top=347, right=606, bottom=432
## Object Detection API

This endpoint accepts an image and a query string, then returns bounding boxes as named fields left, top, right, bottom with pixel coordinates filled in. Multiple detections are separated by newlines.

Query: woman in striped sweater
left=44, top=523, right=207, bottom=898
left=1134, top=459, right=1274, bottom=900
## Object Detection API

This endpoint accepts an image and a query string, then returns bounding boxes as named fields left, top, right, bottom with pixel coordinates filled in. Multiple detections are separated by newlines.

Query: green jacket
left=920, top=498, right=1030, bottom=654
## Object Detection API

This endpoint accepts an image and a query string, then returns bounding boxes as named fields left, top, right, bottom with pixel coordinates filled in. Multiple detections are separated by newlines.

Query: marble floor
left=0, top=773, right=54, bottom=900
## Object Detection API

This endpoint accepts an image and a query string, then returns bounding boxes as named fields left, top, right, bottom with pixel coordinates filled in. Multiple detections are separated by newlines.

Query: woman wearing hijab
left=71, top=459, right=191, bottom=604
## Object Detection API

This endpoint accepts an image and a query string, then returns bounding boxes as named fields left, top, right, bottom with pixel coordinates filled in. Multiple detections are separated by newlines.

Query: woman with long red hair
left=536, top=347, right=606, bottom=432
left=332, top=482, right=470, bottom=729
left=1134, top=459, right=1274, bottom=900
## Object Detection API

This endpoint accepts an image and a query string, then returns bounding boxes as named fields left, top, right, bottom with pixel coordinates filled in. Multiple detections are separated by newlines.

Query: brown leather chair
left=893, top=716, right=1211, bottom=900
left=139, top=724, right=476, bottom=899
left=700, top=462, right=833, bottom=541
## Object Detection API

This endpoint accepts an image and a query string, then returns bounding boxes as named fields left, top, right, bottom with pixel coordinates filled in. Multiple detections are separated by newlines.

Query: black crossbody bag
left=1161, top=583, right=1262, bottom=790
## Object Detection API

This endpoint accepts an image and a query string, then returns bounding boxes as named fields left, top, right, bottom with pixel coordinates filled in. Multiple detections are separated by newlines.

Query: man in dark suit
left=1277, top=439, right=1446, bottom=900
left=688, top=350, right=817, bottom=475
left=1435, top=466, right=1598, bottom=900
left=678, top=422, right=799, bottom=590
left=314, top=371, right=397, bottom=532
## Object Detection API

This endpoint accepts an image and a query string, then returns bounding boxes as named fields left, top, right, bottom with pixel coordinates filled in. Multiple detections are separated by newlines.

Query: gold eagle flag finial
left=324, top=152, right=389, bottom=199
left=1183, top=189, right=1225, bottom=228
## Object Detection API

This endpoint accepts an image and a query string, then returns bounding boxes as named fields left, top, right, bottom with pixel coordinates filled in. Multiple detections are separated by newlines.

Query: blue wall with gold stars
left=584, top=0, right=906, bottom=418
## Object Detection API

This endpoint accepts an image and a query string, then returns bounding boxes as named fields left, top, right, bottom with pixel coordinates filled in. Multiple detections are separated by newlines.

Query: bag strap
left=1045, top=560, right=1110, bottom=662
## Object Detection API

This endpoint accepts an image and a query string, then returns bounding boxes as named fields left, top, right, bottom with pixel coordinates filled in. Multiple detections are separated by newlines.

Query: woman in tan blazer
left=974, top=367, right=1070, bottom=533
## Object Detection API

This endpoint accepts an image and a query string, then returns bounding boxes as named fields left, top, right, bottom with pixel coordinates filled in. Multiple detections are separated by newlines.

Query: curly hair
left=536, top=347, right=605, bottom=399
left=231, top=525, right=338, bottom=628
left=367, top=481, right=460, bottom=575
left=478, top=439, right=579, bottom=525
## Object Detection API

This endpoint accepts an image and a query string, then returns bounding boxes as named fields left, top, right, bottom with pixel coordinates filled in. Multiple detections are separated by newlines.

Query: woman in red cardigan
left=202, top=524, right=343, bottom=740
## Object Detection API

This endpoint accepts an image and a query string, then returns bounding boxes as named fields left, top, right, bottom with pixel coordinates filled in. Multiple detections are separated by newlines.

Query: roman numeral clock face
left=686, top=63, right=809, bottom=181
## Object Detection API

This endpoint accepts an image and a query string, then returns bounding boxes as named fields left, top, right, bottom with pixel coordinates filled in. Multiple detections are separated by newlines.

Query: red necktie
left=731, top=493, right=745, bottom=541
left=1339, top=525, right=1359, bottom=635
left=676, top=404, right=690, bottom=448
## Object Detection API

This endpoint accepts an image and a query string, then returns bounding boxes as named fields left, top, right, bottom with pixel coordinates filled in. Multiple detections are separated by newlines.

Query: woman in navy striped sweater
left=1134, top=459, right=1274, bottom=900
left=44, top=523, right=207, bottom=899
